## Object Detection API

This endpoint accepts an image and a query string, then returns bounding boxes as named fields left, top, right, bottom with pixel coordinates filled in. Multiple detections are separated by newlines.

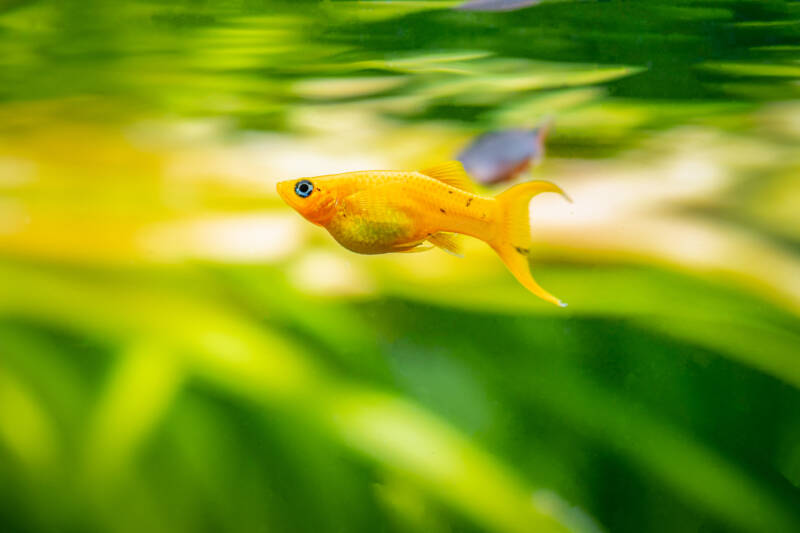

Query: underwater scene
left=1, top=1, right=800, bottom=532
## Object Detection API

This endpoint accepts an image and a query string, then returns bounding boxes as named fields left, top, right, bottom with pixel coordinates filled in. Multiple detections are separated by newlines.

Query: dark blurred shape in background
left=456, top=0, right=543, bottom=12
left=457, top=120, right=550, bottom=184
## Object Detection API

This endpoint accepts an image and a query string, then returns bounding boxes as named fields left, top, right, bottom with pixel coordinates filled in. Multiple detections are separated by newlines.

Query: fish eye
left=294, top=179, right=313, bottom=198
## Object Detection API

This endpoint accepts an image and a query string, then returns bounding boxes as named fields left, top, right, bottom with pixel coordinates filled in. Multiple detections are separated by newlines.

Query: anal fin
left=394, top=243, right=433, bottom=253
left=428, top=232, right=464, bottom=258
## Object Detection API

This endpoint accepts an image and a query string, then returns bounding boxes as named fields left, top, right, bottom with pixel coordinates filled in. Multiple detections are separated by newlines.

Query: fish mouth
left=275, top=180, right=292, bottom=204
left=276, top=179, right=308, bottom=216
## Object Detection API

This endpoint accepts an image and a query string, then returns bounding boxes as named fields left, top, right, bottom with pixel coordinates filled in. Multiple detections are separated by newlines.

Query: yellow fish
left=276, top=161, right=569, bottom=306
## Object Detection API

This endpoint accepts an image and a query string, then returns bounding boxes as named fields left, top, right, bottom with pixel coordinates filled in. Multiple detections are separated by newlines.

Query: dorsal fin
left=427, top=232, right=464, bottom=258
left=419, top=161, right=475, bottom=192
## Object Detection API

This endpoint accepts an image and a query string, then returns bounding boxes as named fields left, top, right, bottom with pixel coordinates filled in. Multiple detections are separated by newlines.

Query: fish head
left=276, top=176, right=338, bottom=226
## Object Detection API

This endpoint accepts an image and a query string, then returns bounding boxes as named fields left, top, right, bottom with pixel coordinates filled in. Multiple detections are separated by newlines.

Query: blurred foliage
left=1, top=1, right=800, bottom=533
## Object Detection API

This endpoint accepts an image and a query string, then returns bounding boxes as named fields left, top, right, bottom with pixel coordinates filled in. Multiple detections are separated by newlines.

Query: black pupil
left=295, top=180, right=313, bottom=198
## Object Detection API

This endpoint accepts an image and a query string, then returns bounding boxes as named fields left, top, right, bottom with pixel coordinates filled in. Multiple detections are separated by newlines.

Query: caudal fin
left=491, top=181, right=570, bottom=307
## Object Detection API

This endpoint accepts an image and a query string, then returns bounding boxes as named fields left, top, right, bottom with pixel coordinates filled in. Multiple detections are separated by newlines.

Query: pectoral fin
left=428, top=232, right=464, bottom=258
left=341, top=187, right=395, bottom=214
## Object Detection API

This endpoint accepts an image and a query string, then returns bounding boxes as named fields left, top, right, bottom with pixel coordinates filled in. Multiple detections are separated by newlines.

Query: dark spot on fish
left=515, top=246, right=530, bottom=255
left=448, top=190, right=453, bottom=194
left=465, top=198, right=473, bottom=207
left=440, top=208, right=446, bottom=214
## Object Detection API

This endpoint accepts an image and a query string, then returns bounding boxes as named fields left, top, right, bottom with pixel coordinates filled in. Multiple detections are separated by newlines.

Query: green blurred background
left=1, top=1, right=800, bottom=532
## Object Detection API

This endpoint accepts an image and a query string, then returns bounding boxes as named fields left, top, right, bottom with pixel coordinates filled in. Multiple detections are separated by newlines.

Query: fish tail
left=490, top=181, right=570, bottom=307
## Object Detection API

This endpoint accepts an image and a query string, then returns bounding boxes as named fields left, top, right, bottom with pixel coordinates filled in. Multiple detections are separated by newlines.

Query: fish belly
left=325, top=206, right=424, bottom=255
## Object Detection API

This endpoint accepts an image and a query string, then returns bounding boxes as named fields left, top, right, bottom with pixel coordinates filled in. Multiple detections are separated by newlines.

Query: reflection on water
left=1, top=2, right=800, bottom=533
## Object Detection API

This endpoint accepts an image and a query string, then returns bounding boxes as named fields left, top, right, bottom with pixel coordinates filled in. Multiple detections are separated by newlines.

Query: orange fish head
left=276, top=177, right=337, bottom=225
